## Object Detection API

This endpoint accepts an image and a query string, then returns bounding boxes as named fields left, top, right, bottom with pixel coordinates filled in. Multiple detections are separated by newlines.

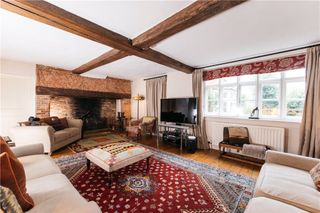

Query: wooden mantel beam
left=1, top=0, right=194, bottom=73
left=73, top=0, right=247, bottom=74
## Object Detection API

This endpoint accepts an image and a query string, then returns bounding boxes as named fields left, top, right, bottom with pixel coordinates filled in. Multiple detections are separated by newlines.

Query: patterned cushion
left=142, top=116, right=156, bottom=124
left=310, top=162, right=320, bottom=191
left=0, top=186, right=23, bottom=213
left=86, top=142, right=152, bottom=172
left=40, top=116, right=65, bottom=131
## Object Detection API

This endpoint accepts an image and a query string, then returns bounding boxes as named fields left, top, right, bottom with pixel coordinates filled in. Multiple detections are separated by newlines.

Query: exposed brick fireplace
left=35, top=65, right=131, bottom=130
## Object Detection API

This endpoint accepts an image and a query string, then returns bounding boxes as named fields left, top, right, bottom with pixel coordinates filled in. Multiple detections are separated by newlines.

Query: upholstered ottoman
left=85, top=142, right=152, bottom=185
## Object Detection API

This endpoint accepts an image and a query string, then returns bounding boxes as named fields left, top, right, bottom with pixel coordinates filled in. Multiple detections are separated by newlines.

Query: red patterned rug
left=56, top=148, right=255, bottom=213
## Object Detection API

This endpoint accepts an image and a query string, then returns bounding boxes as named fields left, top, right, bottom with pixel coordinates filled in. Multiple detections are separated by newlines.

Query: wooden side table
left=218, top=142, right=264, bottom=166
left=219, top=142, right=242, bottom=156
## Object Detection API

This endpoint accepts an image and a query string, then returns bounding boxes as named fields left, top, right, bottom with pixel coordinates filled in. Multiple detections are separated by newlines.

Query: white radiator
left=207, top=122, right=285, bottom=151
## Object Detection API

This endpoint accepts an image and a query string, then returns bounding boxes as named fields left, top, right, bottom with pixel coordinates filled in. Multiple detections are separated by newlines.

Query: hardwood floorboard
left=52, top=134, right=261, bottom=179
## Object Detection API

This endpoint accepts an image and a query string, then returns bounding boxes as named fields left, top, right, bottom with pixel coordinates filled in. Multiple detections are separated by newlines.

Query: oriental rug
left=55, top=146, right=255, bottom=213
left=68, top=131, right=127, bottom=153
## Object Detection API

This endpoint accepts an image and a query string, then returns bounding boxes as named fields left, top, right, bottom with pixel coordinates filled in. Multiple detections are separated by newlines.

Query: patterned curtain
left=203, top=54, right=305, bottom=81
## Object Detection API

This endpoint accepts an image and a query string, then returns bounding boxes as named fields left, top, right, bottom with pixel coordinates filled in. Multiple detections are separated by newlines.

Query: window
left=221, top=86, right=237, bottom=115
left=204, top=68, right=305, bottom=120
left=261, top=83, right=280, bottom=117
left=240, top=84, right=256, bottom=115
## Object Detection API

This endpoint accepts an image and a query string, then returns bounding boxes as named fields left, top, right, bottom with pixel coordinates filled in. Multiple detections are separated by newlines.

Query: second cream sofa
left=245, top=150, right=320, bottom=213
left=11, top=118, right=82, bottom=154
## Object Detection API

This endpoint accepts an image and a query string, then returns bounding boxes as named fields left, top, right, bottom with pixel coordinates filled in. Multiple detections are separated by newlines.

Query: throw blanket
left=242, top=144, right=267, bottom=159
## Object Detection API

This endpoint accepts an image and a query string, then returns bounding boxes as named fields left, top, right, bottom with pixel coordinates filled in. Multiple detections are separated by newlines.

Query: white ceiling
left=153, top=0, right=320, bottom=67
left=1, top=0, right=320, bottom=80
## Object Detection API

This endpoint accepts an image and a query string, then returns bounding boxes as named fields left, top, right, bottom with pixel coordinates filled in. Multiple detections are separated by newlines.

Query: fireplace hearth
left=46, top=96, right=116, bottom=130
left=73, top=98, right=108, bottom=130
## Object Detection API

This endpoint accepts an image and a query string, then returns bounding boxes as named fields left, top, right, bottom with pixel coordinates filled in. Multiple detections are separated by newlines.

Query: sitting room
left=0, top=0, right=319, bottom=213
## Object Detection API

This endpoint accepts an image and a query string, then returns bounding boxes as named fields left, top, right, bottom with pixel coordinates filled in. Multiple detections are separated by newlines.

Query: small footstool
left=85, top=142, right=153, bottom=185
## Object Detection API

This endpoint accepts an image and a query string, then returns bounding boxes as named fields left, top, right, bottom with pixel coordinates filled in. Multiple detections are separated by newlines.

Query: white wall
left=131, top=72, right=193, bottom=119
left=166, top=72, right=193, bottom=98
left=0, top=59, right=36, bottom=136
left=131, top=71, right=301, bottom=154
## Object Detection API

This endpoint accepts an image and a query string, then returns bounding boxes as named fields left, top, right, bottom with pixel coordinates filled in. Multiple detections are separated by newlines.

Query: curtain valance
left=203, top=54, right=305, bottom=81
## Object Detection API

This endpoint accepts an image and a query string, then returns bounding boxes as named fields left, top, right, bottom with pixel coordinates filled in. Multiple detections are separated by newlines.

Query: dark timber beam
left=1, top=0, right=194, bottom=73
left=73, top=50, right=130, bottom=74
left=133, top=0, right=247, bottom=49
left=73, top=0, right=247, bottom=74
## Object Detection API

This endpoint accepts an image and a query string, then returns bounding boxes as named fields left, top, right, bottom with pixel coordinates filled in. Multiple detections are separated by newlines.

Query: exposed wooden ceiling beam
left=73, top=0, right=247, bottom=74
left=133, top=0, right=247, bottom=49
left=73, top=50, right=130, bottom=74
left=1, top=0, right=194, bottom=73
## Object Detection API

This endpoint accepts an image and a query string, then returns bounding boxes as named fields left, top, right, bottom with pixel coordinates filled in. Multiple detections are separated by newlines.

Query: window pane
left=206, top=86, right=219, bottom=113
left=262, top=83, right=280, bottom=99
left=221, top=76, right=237, bottom=84
left=240, top=85, right=256, bottom=115
left=221, top=86, right=237, bottom=114
left=205, top=79, right=219, bottom=86
left=284, top=68, right=305, bottom=78
left=239, top=74, right=257, bottom=82
left=286, top=81, right=305, bottom=117
left=261, top=83, right=280, bottom=116
left=260, top=72, right=281, bottom=80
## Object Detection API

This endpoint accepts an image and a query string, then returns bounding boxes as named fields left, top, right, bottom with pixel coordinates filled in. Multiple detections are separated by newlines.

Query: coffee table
left=85, top=142, right=153, bottom=185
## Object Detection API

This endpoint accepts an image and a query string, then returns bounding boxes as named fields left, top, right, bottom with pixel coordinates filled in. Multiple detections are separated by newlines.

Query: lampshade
left=133, top=94, right=144, bottom=101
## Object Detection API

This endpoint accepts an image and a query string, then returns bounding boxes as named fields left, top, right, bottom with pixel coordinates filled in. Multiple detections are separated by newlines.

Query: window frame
left=204, top=70, right=305, bottom=121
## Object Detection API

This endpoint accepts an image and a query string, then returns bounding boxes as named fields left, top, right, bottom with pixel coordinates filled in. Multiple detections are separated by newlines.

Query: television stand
left=157, top=123, right=193, bottom=153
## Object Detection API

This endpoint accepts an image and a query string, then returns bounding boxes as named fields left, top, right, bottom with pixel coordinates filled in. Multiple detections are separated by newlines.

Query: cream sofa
left=12, top=143, right=101, bottom=213
left=10, top=118, right=82, bottom=154
left=245, top=150, right=320, bottom=213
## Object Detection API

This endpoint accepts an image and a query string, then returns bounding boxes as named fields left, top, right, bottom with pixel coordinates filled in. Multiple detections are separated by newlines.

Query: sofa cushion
left=0, top=152, right=34, bottom=211
left=54, top=130, right=70, bottom=143
left=0, top=138, right=34, bottom=211
left=310, top=162, right=320, bottom=191
left=54, top=128, right=79, bottom=143
left=142, top=116, right=155, bottom=124
left=19, top=155, right=61, bottom=180
left=41, top=117, right=65, bottom=131
left=60, top=117, right=69, bottom=129
left=254, top=163, right=320, bottom=212
left=27, top=174, right=83, bottom=205
left=245, top=197, right=308, bottom=213
left=63, top=127, right=80, bottom=137
left=26, top=191, right=88, bottom=213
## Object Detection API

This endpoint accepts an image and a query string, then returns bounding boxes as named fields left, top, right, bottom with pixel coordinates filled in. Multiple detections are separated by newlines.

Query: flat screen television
left=160, top=97, right=198, bottom=124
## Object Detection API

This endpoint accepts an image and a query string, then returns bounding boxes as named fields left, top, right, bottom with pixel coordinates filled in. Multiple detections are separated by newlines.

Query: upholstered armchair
left=126, top=116, right=157, bottom=139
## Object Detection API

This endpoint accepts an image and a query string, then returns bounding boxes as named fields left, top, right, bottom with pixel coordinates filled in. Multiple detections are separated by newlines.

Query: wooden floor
left=52, top=134, right=261, bottom=179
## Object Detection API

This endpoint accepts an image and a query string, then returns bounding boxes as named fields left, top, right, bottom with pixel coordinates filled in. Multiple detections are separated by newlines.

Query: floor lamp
left=133, top=94, right=144, bottom=119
